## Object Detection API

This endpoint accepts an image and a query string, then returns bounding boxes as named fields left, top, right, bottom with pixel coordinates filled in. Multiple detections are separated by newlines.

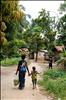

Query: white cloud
left=19, top=1, right=64, bottom=19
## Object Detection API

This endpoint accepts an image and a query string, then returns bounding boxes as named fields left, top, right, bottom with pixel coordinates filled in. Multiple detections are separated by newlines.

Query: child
left=29, top=66, right=39, bottom=89
left=49, top=56, right=53, bottom=69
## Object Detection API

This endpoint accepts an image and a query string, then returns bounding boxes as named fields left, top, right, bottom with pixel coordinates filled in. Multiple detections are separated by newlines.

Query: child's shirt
left=31, top=71, right=38, bottom=80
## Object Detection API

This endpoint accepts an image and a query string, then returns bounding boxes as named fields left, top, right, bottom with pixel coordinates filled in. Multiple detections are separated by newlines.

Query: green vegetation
left=0, top=1, right=66, bottom=99
left=0, top=0, right=66, bottom=68
left=38, top=69, right=66, bottom=100
left=0, top=0, right=29, bottom=60
left=57, top=51, right=66, bottom=70
left=1, top=57, right=20, bottom=66
left=56, top=1, right=66, bottom=49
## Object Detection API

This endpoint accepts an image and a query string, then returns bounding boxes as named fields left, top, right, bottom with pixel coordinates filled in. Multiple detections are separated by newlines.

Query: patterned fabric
left=31, top=71, right=37, bottom=80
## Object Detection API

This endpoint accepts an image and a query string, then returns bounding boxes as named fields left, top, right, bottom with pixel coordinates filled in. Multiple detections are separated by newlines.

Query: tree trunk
left=35, top=52, right=38, bottom=61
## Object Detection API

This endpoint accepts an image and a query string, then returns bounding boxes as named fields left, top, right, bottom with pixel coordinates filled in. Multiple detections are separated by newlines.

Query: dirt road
left=1, top=60, right=53, bottom=100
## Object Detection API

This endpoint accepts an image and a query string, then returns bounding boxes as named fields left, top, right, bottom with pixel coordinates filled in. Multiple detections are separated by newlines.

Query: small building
left=40, top=49, right=49, bottom=60
left=52, top=45, right=65, bottom=61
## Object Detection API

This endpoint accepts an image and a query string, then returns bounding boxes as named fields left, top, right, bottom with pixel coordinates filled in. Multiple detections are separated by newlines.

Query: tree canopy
left=0, top=1, right=66, bottom=61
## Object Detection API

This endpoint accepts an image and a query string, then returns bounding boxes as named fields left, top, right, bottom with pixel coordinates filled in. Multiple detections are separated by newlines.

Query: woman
left=16, top=55, right=29, bottom=89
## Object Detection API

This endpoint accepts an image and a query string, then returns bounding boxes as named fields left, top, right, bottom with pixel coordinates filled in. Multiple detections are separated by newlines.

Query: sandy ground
left=1, top=60, right=53, bottom=100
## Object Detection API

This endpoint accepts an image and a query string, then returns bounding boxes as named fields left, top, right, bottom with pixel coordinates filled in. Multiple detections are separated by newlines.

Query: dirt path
left=1, top=60, right=53, bottom=100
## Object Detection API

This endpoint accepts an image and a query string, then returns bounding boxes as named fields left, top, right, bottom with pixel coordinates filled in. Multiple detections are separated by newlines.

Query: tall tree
left=34, top=9, right=56, bottom=56
left=0, top=0, right=25, bottom=45
left=0, top=0, right=27, bottom=59
left=57, top=1, right=66, bottom=49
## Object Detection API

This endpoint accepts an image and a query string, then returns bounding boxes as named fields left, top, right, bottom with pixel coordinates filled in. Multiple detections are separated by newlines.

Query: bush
left=1, top=57, right=20, bottom=66
left=44, top=69, right=65, bottom=79
left=57, top=51, right=66, bottom=70
left=38, top=69, right=66, bottom=99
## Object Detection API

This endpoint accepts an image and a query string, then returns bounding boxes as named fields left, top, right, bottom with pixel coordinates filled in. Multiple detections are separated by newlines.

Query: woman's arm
left=15, top=61, right=20, bottom=75
left=15, top=67, right=18, bottom=75
left=25, top=61, right=30, bottom=75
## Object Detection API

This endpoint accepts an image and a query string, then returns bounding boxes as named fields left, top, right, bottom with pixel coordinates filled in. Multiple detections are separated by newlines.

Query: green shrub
left=44, top=69, right=65, bottom=79
left=1, top=57, right=20, bottom=66
left=38, top=69, right=66, bottom=99
left=57, top=51, right=66, bottom=70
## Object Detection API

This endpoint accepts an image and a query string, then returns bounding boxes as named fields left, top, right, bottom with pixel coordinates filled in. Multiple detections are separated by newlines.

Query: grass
left=38, top=69, right=66, bottom=100
left=1, top=57, right=31, bottom=67
left=1, top=57, right=21, bottom=66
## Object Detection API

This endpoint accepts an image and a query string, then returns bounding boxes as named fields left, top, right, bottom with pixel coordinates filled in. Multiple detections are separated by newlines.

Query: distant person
left=15, top=55, right=29, bottom=90
left=29, top=66, right=39, bottom=89
left=49, top=56, right=53, bottom=69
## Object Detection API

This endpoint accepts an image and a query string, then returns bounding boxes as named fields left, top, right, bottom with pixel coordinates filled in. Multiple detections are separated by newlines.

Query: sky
left=19, top=1, right=64, bottom=21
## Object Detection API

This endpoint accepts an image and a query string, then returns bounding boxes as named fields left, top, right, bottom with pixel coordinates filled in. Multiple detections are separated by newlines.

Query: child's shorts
left=32, top=79, right=37, bottom=84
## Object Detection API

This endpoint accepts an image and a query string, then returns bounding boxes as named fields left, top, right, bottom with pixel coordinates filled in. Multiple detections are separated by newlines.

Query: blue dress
left=18, top=60, right=27, bottom=89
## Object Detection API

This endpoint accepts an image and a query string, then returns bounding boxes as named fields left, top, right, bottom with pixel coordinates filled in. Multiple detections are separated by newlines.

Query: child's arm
left=36, top=71, right=41, bottom=74
left=29, top=71, right=32, bottom=76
